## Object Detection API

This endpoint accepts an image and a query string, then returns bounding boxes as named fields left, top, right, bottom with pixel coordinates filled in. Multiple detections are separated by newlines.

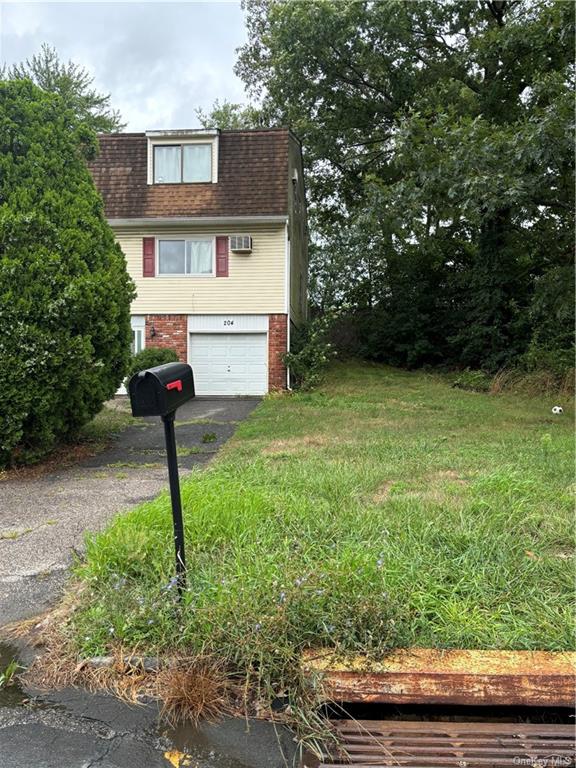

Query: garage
left=187, top=315, right=269, bottom=396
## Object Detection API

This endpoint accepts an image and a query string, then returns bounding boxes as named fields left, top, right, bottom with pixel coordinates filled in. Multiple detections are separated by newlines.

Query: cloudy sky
left=0, top=1, right=250, bottom=130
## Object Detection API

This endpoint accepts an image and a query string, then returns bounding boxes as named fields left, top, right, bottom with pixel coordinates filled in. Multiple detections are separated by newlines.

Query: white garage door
left=189, top=333, right=268, bottom=396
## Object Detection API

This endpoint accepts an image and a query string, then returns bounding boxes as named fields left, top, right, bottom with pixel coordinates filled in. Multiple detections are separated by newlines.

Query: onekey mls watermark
left=512, top=757, right=572, bottom=766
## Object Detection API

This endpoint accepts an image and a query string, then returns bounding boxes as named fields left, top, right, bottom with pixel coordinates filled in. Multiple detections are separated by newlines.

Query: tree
left=237, top=0, right=575, bottom=372
left=2, top=43, right=124, bottom=133
left=195, top=99, right=266, bottom=130
left=0, top=79, right=135, bottom=466
left=384, top=2, right=574, bottom=368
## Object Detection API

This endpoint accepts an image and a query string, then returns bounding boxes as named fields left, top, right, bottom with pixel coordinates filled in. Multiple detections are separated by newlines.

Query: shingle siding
left=89, top=129, right=290, bottom=220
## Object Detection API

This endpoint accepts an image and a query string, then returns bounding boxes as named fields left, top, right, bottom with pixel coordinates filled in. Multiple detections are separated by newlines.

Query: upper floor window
left=154, top=143, right=212, bottom=184
left=158, top=238, right=214, bottom=276
left=147, top=130, right=219, bottom=185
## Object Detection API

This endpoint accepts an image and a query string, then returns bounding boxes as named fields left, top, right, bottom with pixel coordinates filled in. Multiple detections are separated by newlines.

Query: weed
left=79, top=406, right=136, bottom=443
left=176, top=446, right=203, bottom=456
left=175, top=419, right=236, bottom=426
left=106, top=461, right=163, bottom=469
left=451, top=369, right=492, bottom=392
left=0, top=659, right=20, bottom=688
left=0, top=529, right=31, bottom=540
left=43, top=362, right=573, bottom=733
left=491, top=367, right=575, bottom=397
left=157, top=657, right=237, bottom=725
left=201, top=432, right=218, bottom=444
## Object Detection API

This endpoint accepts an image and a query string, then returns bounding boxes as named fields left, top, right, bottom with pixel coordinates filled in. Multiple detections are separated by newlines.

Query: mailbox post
left=128, top=362, right=195, bottom=599
left=162, top=410, right=186, bottom=595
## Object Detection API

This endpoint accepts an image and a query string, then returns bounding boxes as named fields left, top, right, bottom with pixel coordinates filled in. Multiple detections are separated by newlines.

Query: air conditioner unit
left=230, top=235, right=252, bottom=254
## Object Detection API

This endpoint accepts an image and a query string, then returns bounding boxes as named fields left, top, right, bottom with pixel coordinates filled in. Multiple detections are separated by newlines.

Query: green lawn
left=70, top=362, right=574, bottom=693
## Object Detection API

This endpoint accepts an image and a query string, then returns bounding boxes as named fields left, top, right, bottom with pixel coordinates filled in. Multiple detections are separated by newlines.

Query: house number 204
left=223, top=320, right=234, bottom=326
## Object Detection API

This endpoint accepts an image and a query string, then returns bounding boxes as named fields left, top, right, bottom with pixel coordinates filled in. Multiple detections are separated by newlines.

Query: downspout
left=285, top=222, right=292, bottom=391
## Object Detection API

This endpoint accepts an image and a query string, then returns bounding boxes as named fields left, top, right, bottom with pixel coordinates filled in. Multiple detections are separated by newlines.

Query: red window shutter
left=215, top=236, right=229, bottom=277
left=142, top=237, right=155, bottom=277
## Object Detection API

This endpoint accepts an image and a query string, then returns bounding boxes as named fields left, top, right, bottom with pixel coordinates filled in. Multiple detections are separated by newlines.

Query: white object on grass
left=552, top=406, right=563, bottom=415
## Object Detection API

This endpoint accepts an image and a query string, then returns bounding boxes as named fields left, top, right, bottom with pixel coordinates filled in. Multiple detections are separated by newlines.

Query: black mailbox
left=128, top=362, right=195, bottom=417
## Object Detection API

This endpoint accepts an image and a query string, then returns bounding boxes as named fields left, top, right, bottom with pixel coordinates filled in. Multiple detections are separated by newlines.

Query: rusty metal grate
left=320, top=720, right=576, bottom=767
left=303, top=649, right=576, bottom=708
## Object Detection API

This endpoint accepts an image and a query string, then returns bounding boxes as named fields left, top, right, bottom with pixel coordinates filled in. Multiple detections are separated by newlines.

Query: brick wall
left=268, top=313, right=288, bottom=391
left=145, top=315, right=187, bottom=362
left=144, top=313, right=288, bottom=392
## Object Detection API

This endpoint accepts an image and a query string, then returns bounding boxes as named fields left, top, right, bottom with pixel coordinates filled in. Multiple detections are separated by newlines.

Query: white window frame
left=156, top=236, right=216, bottom=278
left=131, top=316, right=146, bottom=354
left=153, top=142, right=212, bottom=184
left=147, top=133, right=219, bottom=185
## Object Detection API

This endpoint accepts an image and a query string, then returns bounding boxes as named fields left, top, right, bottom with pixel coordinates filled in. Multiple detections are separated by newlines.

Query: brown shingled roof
left=89, top=129, right=290, bottom=220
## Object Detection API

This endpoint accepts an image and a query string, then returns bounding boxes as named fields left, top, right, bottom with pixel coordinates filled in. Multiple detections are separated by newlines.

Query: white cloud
left=0, top=1, right=249, bottom=130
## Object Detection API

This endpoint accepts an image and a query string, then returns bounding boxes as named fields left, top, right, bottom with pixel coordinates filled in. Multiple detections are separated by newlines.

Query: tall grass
left=65, top=362, right=574, bottom=724
left=489, top=367, right=575, bottom=397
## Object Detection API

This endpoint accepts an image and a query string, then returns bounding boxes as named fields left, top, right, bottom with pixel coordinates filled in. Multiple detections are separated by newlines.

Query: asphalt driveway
left=0, top=397, right=260, bottom=627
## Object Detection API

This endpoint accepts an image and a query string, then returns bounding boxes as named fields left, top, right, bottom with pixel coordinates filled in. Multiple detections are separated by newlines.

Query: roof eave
left=145, top=128, right=220, bottom=139
left=108, top=215, right=288, bottom=228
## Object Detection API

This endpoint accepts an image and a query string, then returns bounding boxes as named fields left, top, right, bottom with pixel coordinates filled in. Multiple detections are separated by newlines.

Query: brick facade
left=145, top=315, right=187, bottom=362
left=143, top=313, right=289, bottom=391
left=268, top=313, right=288, bottom=391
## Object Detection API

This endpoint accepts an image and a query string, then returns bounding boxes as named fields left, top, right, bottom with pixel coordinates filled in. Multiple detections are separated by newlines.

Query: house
left=89, top=127, right=308, bottom=395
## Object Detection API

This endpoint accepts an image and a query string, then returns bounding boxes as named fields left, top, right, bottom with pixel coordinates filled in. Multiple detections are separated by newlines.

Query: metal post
left=162, top=411, right=186, bottom=599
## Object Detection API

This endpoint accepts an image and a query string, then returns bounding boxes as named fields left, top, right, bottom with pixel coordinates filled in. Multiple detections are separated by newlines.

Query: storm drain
left=320, top=719, right=576, bottom=767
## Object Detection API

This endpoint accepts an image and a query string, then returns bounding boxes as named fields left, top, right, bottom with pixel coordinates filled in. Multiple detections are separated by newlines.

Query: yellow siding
left=114, top=224, right=286, bottom=315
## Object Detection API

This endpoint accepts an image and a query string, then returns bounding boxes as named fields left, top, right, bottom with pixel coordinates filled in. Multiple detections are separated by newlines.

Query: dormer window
left=146, top=129, right=219, bottom=185
left=154, top=144, right=212, bottom=183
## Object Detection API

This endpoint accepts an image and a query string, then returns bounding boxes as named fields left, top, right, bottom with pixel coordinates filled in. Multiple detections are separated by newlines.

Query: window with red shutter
left=142, top=237, right=155, bottom=277
left=215, top=236, right=229, bottom=277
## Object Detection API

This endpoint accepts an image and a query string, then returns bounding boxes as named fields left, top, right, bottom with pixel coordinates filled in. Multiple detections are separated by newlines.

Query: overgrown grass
left=78, top=400, right=136, bottom=443
left=68, top=362, right=574, bottom=706
left=450, top=366, right=575, bottom=397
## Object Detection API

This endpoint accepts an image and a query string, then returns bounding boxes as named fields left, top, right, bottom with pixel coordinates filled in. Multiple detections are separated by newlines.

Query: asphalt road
left=0, top=677, right=300, bottom=768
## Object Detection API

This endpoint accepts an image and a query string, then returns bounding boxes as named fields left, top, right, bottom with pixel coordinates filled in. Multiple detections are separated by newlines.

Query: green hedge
left=0, top=80, right=135, bottom=467
left=126, top=347, right=180, bottom=381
